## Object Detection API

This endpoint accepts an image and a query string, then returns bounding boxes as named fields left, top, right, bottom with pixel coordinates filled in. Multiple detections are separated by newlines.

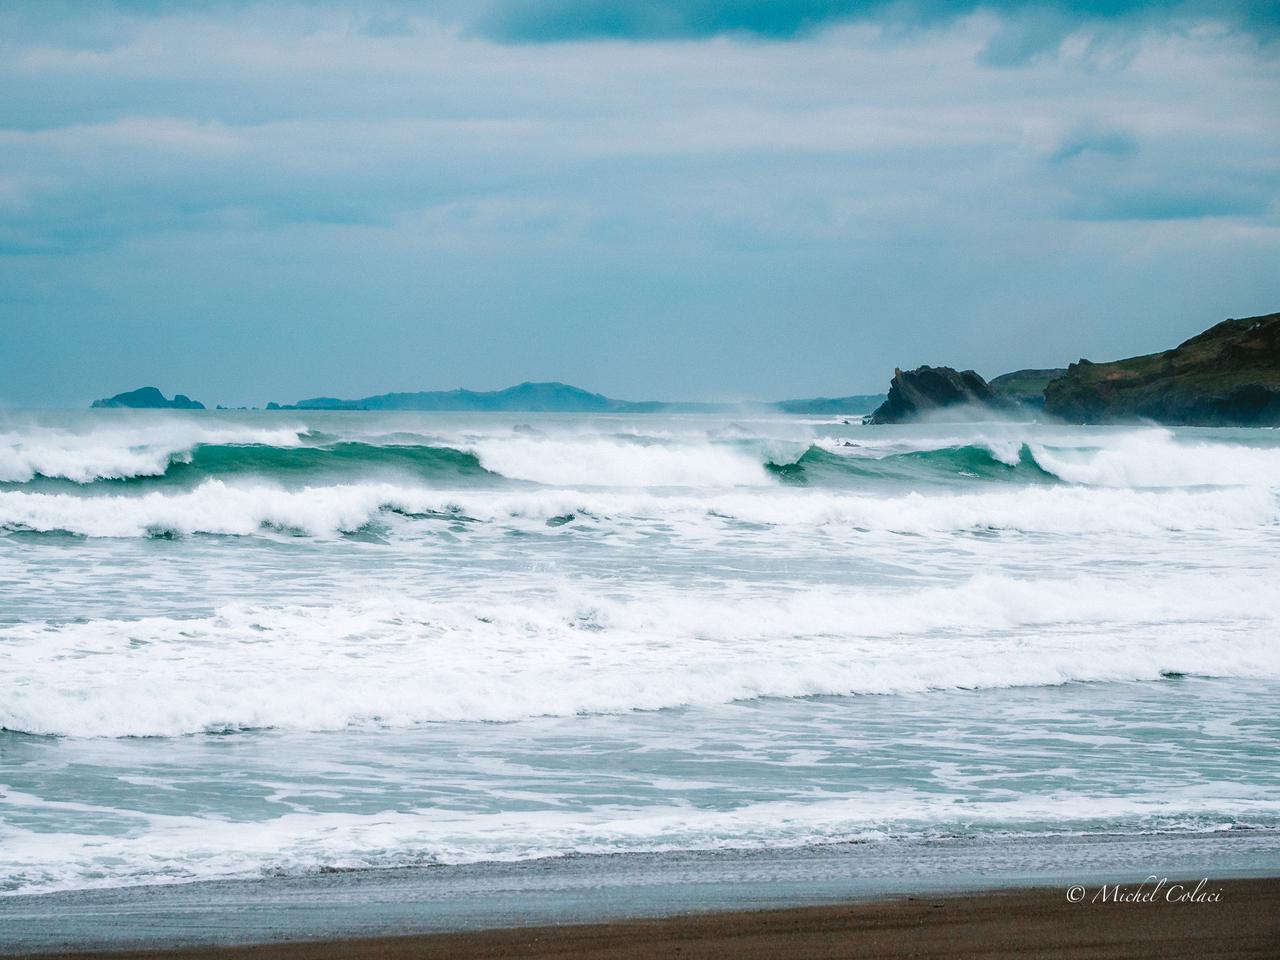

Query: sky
left=1, top=1, right=1278, bottom=407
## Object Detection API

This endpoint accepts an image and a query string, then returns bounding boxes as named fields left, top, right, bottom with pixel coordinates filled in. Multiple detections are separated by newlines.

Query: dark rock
left=90, top=387, right=205, bottom=410
left=865, top=366, right=1009, bottom=424
left=1043, top=312, right=1280, bottom=426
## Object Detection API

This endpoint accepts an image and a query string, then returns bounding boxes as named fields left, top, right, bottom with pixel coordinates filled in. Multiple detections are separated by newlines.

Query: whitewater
left=2, top=408, right=1279, bottom=898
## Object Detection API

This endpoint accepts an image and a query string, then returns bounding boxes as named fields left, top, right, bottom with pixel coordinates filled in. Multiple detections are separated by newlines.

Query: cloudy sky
left=1, top=1, right=1277, bottom=406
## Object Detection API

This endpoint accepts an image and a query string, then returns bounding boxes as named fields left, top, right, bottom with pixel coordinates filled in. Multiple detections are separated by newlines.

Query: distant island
left=89, top=380, right=884, bottom=416
left=263, top=382, right=886, bottom=416
left=91, top=387, right=205, bottom=410
left=867, top=311, right=1280, bottom=426
left=93, top=311, right=1279, bottom=426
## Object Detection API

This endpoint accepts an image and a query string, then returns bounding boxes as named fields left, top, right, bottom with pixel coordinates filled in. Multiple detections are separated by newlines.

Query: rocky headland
left=1043, top=312, right=1280, bottom=426
left=867, top=312, right=1279, bottom=426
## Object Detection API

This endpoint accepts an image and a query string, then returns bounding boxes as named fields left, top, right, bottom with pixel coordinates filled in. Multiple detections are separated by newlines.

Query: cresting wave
left=0, top=424, right=778, bottom=488
left=768, top=441, right=1054, bottom=486
left=120, top=442, right=497, bottom=487
left=0, top=423, right=309, bottom=484
left=4, top=422, right=1280, bottom=491
left=797, top=431, right=1280, bottom=489
left=3, top=423, right=1279, bottom=538
left=4, top=573, right=1278, bottom=738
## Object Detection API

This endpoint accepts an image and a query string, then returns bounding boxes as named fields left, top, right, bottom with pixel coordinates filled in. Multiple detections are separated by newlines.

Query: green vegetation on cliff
left=1043, top=312, right=1280, bottom=426
left=989, top=369, right=1067, bottom=409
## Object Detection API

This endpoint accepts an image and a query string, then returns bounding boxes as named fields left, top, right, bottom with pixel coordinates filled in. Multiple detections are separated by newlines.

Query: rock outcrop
left=865, top=366, right=1009, bottom=424
left=91, top=387, right=205, bottom=409
left=1043, top=312, right=1280, bottom=426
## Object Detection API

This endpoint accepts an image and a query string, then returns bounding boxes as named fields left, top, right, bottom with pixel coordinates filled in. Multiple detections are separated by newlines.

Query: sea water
left=1, top=410, right=1278, bottom=913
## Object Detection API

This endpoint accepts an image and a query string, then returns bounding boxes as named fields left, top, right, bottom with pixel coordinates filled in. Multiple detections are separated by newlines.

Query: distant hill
left=267, top=381, right=884, bottom=415
left=91, top=387, right=204, bottom=410
left=988, top=368, right=1067, bottom=409
left=281, top=382, right=626, bottom=413
left=772, top=395, right=887, bottom=415
left=1044, top=312, right=1280, bottom=425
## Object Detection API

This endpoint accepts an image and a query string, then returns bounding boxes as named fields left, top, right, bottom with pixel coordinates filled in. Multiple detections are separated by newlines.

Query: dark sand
left=18, top=877, right=1279, bottom=960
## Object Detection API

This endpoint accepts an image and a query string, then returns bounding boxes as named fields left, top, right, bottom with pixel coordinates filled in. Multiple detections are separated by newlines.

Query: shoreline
left=4, top=831, right=1279, bottom=956
left=11, top=878, right=1279, bottom=959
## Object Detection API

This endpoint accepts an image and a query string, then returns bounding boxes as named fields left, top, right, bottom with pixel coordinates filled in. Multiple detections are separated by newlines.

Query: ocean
left=1, top=409, right=1278, bottom=943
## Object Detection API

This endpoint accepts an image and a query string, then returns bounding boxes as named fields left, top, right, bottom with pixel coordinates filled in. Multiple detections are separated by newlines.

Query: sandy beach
left=14, top=878, right=1279, bottom=960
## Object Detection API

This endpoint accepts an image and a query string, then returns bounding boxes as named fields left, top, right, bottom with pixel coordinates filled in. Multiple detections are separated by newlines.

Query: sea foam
left=0, top=422, right=306, bottom=483
left=4, top=573, right=1277, bottom=738
left=3, top=787, right=1273, bottom=896
left=0, top=480, right=1274, bottom=538
left=5, top=413, right=1280, bottom=900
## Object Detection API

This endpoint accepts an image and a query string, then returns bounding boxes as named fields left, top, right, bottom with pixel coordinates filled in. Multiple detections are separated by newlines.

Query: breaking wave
left=3, top=422, right=1279, bottom=494
left=0, top=423, right=309, bottom=484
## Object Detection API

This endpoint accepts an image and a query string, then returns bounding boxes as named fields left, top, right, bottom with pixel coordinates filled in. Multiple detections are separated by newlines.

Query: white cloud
left=0, top=2, right=1276, bottom=403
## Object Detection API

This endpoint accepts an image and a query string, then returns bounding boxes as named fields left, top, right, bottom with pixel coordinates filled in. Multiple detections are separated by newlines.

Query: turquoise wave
left=3, top=438, right=1066, bottom=493
left=5, top=442, right=500, bottom=491
left=766, top=443, right=1058, bottom=486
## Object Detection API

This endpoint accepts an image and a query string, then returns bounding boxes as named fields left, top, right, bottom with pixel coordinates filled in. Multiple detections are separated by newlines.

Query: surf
left=4, top=571, right=1279, bottom=738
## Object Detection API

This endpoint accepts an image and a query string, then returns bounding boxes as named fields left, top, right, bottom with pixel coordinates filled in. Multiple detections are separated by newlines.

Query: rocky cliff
left=1043, top=312, right=1280, bottom=426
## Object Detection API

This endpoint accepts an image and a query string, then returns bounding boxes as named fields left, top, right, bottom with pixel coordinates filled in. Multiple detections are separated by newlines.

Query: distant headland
left=866, top=311, right=1280, bottom=427
left=90, top=381, right=885, bottom=416
left=266, top=382, right=886, bottom=415
left=87, top=311, right=1280, bottom=426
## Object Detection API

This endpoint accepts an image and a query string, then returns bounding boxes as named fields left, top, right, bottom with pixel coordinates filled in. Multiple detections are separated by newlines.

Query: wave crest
left=4, top=420, right=1280, bottom=494
left=0, top=424, right=308, bottom=484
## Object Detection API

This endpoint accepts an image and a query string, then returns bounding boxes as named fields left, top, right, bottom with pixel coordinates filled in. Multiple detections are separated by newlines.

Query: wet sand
left=18, top=877, right=1279, bottom=960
